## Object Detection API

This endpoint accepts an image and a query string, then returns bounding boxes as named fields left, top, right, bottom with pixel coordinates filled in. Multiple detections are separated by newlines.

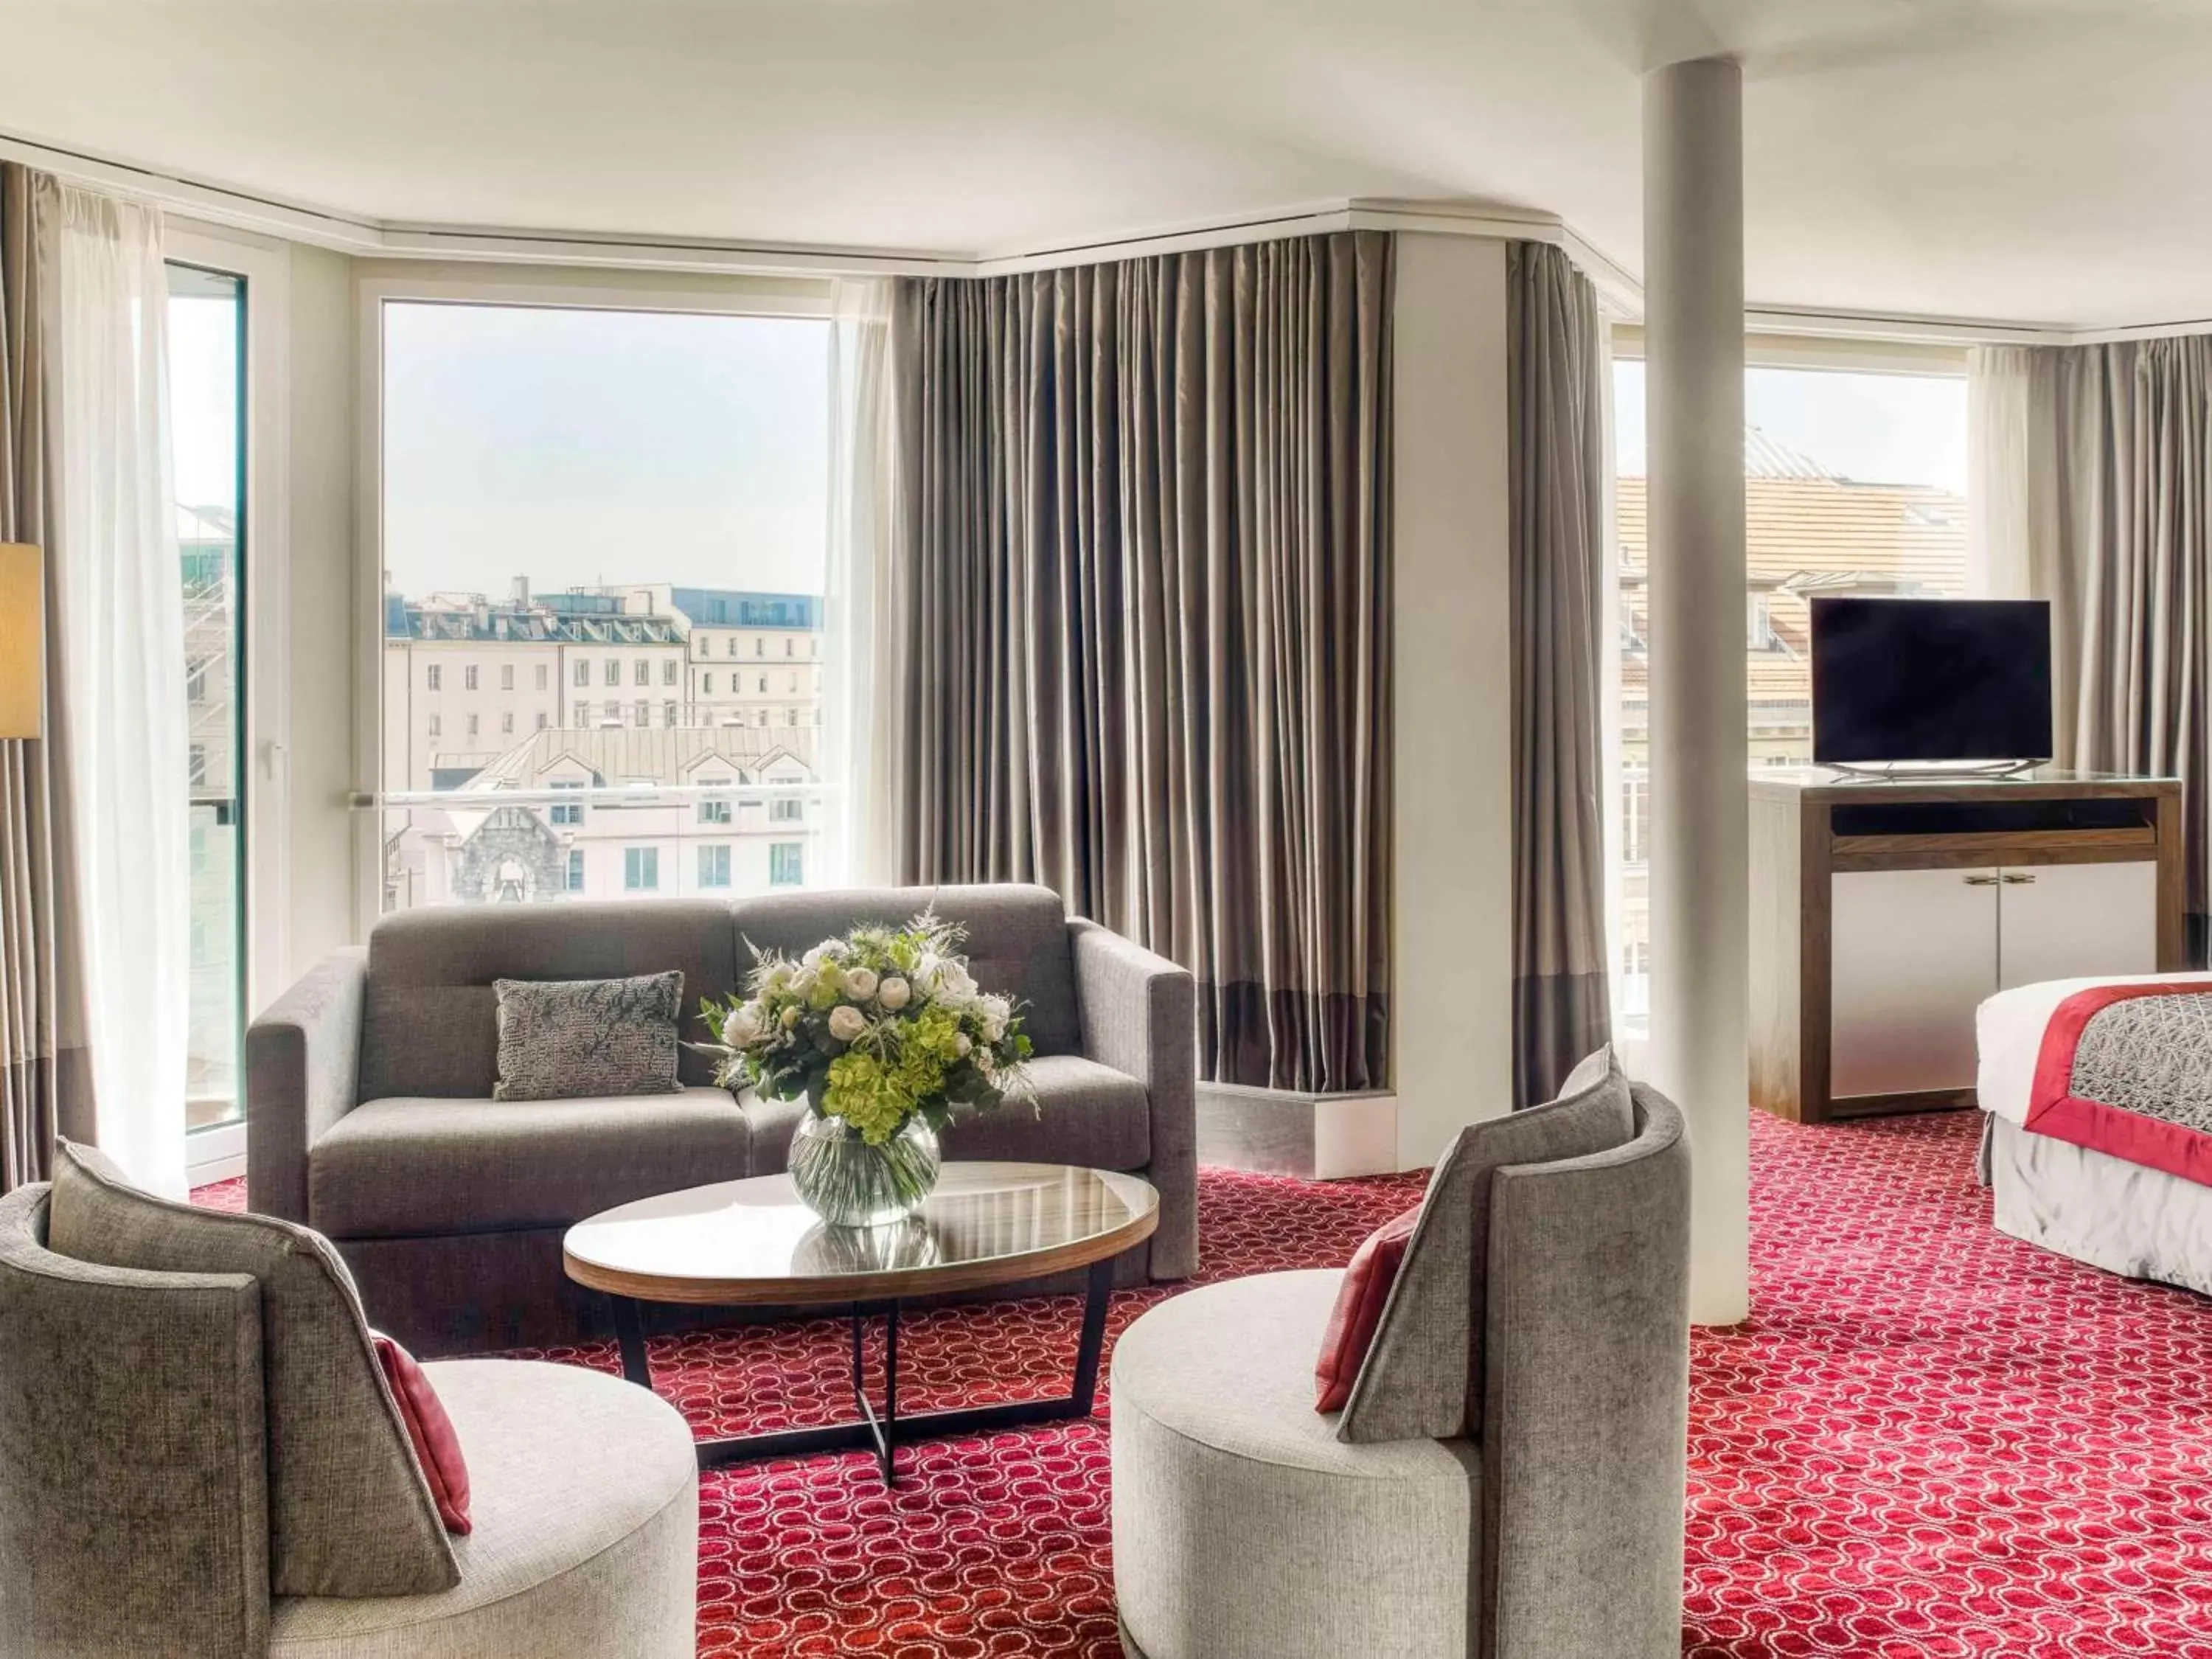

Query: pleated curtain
left=1972, top=338, right=2212, bottom=958
left=1506, top=242, right=1613, bottom=1105
left=0, top=163, right=91, bottom=1192
left=886, top=232, right=1394, bottom=1093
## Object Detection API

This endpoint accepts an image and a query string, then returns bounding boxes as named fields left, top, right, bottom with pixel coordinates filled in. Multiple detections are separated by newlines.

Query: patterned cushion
left=1336, top=1049, right=1635, bottom=1444
left=492, top=972, right=684, bottom=1102
left=44, top=1140, right=459, bottom=1598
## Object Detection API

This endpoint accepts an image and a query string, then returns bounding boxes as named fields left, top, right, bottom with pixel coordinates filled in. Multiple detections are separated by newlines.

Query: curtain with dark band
left=1507, top=241, right=1613, bottom=1105
left=888, top=231, right=1394, bottom=1093
left=1, top=163, right=91, bottom=1192
left=1974, top=338, right=2212, bottom=961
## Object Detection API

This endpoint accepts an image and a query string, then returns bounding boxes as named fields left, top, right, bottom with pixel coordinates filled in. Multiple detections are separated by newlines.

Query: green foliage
left=687, top=911, right=1034, bottom=1146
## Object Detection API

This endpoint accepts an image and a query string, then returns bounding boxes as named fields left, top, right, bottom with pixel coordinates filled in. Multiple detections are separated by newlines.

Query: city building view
left=1613, top=421, right=1968, bottom=1025
left=380, top=579, right=827, bottom=913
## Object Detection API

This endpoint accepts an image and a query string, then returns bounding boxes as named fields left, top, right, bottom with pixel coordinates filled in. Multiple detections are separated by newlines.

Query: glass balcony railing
left=374, top=782, right=838, bottom=912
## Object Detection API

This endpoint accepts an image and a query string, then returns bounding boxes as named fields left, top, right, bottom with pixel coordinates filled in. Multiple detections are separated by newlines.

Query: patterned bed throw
left=2028, top=983, right=2212, bottom=1186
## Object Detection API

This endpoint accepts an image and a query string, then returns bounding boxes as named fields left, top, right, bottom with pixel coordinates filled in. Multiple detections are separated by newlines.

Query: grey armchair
left=248, top=884, right=1197, bottom=1354
left=1108, top=1084, right=1692, bottom=1659
left=0, top=1178, right=698, bottom=1658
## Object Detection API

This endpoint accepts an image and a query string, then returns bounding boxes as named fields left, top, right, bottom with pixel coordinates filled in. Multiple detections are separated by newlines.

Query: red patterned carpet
left=197, top=1110, right=2212, bottom=1656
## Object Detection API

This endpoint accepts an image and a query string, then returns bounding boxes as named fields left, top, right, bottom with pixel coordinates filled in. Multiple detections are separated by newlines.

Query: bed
left=1978, top=972, right=2212, bottom=1296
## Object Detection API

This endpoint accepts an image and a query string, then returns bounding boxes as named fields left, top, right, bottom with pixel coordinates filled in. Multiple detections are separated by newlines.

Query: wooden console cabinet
left=1750, top=769, right=2185, bottom=1123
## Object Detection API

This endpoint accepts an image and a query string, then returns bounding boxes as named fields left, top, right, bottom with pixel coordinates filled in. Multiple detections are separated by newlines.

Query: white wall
left=1390, top=232, right=1517, bottom=1168
left=283, top=242, right=360, bottom=982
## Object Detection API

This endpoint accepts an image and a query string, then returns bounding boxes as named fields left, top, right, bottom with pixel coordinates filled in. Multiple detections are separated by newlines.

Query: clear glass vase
left=787, top=1110, right=942, bottom=1228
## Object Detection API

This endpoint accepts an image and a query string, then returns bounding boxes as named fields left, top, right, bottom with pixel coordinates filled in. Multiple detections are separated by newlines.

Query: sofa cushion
left=1111, top=1270, right=1478, bottom=1659
left=359, top=900, right=740, bottom=1102
left=733, top=883, right=1081, bottom=1057
left=743, top=1053, right=1152, bottom=1175
left=492, top=972, right=684, bottom=1102
left=1337, top=1062, right=1635, bottom=1444
left=46, top=1141, right=459, bottom=1600
left=310, top=1088, right=751, bottom=1239
left=268, top=1359, right=698, bottom=1659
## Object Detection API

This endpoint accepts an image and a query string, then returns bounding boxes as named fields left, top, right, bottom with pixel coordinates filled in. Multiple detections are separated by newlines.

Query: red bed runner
left=2027, top=981, right=2212, bottom=1186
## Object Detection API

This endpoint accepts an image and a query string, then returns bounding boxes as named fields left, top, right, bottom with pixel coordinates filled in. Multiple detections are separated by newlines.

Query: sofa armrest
left=1069, top=919, right=1197, bottom=1278
left=1480, top=1099, right=1691, bottom=1659
left=246, top=948, right=367, bottom=1224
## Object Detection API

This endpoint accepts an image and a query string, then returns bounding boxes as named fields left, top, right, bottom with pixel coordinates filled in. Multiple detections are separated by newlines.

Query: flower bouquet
left=694, top=913, right=1034, bottom=1226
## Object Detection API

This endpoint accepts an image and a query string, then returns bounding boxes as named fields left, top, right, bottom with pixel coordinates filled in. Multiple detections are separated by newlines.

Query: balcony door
left=167, top=261, right=246, bottom=1131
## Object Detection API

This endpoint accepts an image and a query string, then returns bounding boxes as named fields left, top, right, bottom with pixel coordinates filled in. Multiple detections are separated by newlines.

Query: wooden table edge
left=563, top=1201, right=1159, bottom=1307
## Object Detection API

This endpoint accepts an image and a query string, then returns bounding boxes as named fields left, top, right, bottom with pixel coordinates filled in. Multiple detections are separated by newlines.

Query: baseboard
left=186, top=1121, right=247, bottom=1189
left=1196, top=1083, right=1398, bottom=1179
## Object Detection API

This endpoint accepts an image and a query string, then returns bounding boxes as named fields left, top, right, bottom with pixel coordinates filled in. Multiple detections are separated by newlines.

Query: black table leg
left=610, top=1293, right=653, bottom=1389
left=671, top=1256, right=1122, bottom=1484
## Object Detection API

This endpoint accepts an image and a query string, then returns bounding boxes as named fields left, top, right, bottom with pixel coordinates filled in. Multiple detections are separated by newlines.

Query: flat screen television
left=1809, top=597, right=2053, bottom=766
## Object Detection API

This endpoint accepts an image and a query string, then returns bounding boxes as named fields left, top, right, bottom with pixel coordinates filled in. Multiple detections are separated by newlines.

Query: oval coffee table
left=563, top=1161, right=1158, bottom=1486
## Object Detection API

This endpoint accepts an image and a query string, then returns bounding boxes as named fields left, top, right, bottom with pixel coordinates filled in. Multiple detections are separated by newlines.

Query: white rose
left=725, top=1004, right=761, bottom=1043
left=978, top=994, right=1011, bottom=1041
left=762, top=961, right=793, bottom=990
left=801, top=944, right=827, bottom=970
left=844, top=966, right=879, bottom=999
left=790, top=966, right=818, bottom=996
left=939, top=961, right=978, bottom=1005
left=913, top=954, right=943, bottom=995
left=827, top=1004, right=867, bottom=1042
left=877, top=975, right=911, bottom=1011
left=955, top=1032, right=973, bottom=1057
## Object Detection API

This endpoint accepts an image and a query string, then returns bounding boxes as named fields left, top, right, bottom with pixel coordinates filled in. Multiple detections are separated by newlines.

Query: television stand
left=1750, top=768, right=2185, bottom=1122
left=1820, top=759, right=2043, bottom=781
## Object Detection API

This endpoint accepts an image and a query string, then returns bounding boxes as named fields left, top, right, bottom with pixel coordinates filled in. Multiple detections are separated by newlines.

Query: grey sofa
left=248, top=883, right=1197, bottom=1354
left=1109, top=1085, right=1691, bottom=1659
left=0, top=1177, right=699, bottom=1658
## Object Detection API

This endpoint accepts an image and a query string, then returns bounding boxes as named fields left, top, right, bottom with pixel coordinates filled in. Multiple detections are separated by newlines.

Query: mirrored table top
left=563, top=1161, right=1161, bottom=1306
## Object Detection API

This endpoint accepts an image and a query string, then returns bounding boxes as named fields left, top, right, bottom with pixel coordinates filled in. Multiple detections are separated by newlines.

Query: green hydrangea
left=692, top=910, right=1036, bottom=1148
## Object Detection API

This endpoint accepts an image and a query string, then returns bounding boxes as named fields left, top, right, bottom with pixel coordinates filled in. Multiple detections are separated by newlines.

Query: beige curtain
left=1, top=163, right=92, bottom=1191
left=1973, top=338, right=2212, bottom=955
left=1507, top=243, right=1612, bottom=1105
left=888, top=232, right=1394, bottom=1091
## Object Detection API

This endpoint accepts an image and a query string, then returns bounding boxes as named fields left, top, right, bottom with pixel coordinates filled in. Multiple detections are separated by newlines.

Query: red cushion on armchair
left=372, top=1332, right=473, bottom=1534
left=1314, top=1206, right=1422, bottom=1412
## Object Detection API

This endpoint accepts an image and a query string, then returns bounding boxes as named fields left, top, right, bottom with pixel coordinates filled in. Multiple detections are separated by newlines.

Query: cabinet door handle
left=2001, top=872, right=2038, bottom=886
left=1962, top=874, right=2000, bottom=886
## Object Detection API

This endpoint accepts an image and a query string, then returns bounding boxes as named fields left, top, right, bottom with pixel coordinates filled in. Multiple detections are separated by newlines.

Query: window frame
left=354, top=266, right=835, bottom=927
left=165, top=221, right=293, bottom=1178
left=1601, top=326, right=1972, bottom=1044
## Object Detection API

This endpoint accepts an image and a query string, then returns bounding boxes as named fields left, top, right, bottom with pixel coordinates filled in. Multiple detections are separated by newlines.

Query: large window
left=1610, top=352, right=1969, bottom=1029
left=169, top=264, right=246, bottom=1129
left=375, top=299, right=830, bottom=911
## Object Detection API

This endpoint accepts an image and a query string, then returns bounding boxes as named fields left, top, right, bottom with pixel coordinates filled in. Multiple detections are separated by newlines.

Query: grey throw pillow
left=1336, top=1047, right=1635, bottom=1444
left=46, top=1140, right=459, bottom=1599
left=492, top=970, right=684, bottom=1101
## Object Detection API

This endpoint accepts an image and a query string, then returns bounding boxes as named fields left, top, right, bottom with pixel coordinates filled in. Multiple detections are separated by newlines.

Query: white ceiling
left=4, top=0, right=2210, bottom=327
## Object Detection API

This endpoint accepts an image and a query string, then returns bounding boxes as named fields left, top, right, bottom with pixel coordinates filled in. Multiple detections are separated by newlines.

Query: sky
left=169, top=291, right=240, bottom=509
left=1613, top=360, right=1968, bottom=493
left=380, top=302, right=830, bottom=600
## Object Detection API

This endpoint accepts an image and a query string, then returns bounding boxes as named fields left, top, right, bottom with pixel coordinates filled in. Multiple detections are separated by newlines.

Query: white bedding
left=1983, top=1114, right=2212, bottom=1297
left=1975, top=970, right=2212, bottom=1124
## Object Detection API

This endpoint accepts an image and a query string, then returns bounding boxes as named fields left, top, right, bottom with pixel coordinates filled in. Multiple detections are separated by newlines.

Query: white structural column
left=1391, top=233, right=1515, bottom=1169
left=1644, top=57, right=1752, bottom=1324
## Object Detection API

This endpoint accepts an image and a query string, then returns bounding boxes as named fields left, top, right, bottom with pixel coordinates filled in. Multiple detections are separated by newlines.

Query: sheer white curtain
left=43, top=179, right=189, bottom=1196
left=1969, top=345, right=2038, bottom=599
left=822, top=276, right=900, bottom=885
